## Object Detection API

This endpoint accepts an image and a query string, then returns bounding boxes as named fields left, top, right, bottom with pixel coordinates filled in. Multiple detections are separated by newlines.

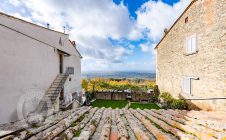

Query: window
left=66, top=67, right=74, bottom=75
left=186, top=34, right=197, bottom=54
left=183, top=77, right=191, bottom=95
left=185, top=17, right=188, bottom=23
left=59, top=37, right=62, bottom=46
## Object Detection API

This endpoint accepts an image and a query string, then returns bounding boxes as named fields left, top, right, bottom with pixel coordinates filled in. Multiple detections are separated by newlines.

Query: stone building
left=0, top=12, right=82, bottom=123
left=155, top=0, right=226, bottom=111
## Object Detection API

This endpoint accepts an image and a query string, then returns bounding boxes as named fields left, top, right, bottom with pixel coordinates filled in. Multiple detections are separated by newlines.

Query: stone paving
left=0, top=107, right=226, bottom=140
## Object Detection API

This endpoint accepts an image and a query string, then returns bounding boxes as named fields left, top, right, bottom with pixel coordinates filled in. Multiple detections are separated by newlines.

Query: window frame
left=185, top=34, right=198, bottom=55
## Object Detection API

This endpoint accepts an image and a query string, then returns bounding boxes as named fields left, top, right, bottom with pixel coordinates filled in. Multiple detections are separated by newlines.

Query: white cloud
left=128, top=45, right=135, bottom=49
left=11, top=12, right=32, bottom=22
left=136, top=0, right=190, bottom=71
left=136, top=0, right=191, bottom=42
left=7, top=0, right=22, bottom=7
left=3, top=0, right=143, bottom=70
left=1, top=0, right=191, bottom=71
left=15, top=0, right=143, bottom=40
left=140, top=43, right=156, bottom=54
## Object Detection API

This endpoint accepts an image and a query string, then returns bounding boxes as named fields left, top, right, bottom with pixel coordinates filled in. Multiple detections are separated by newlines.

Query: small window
left=186, top=34, right=197, bottom=54
left=66, top=67, right=74, bottom=75
left=59, top=37, right=62, bottom=46
left=185, top=17, right=188, bottom=23
left=183, top=77, right=191, bottom=95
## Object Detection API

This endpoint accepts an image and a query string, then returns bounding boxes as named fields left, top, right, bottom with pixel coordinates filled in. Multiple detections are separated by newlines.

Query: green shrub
left=152, top=85, right=160, bottom=102
left=160, top=92, right=174, bottom=105
left=159, top=92, right=187, bottom=110
left=171, top=99, right=187, bottom=110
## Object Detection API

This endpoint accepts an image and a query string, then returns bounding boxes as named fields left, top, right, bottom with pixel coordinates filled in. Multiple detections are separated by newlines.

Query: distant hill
left=82, top=71, right=156, bottom=80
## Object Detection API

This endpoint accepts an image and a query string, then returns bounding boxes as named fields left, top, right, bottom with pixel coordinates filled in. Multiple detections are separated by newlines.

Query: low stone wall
left=132, top=93, right=140, bottom=101
left=95, top=92, right=126, bottom=100
left=95, top=92, right=152, bottom=101
left=131, top=93, right=152, bottom=101
left=95, top=92, right=106, bottom=100
left=113, top=92, right=127, bottom=100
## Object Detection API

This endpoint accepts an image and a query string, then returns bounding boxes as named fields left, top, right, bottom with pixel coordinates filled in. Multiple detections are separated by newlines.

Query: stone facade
left=156, top=0, right=226, bottom=111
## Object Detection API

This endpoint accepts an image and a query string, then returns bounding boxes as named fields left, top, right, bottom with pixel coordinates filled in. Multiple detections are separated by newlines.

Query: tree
left=82, top=79, right=88, bottom=91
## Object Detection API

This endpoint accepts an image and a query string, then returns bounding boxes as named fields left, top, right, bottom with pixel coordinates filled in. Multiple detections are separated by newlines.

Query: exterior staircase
left=36, top=73, right=69, bottom=115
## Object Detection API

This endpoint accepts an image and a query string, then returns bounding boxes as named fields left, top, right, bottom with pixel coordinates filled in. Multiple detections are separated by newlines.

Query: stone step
left=56, top=76, right=67, bottom=78
left=55, top=79, right=67, bottom=82
left=50, top=85, right=64, bottom=88
left=46, top=91, right=62, bottom=95
left=46, top=93, right=59, bottom=97
left=48, top=87, right=62, bottom=91
left=39, top=100, right=52, bottom=105
left=54, top=81, right=66, bottom=84
left=57, top=75, right=68, bottom=78
left=46, top=91, right=61, bottom=95
left=51, top=82, right=64, bottom=85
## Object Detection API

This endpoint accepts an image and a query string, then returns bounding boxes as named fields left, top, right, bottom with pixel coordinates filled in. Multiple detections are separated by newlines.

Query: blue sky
left=113, top=0, right=180, bottom=18
left=0, top=0, right=190, bottom=72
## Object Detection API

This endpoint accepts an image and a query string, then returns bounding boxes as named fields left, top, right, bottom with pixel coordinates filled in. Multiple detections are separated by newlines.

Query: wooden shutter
left=186, top=34, right=197, bottom=54
left=186, top=37, right=192, bottom=54
left=183, top=77, right=191, bottom=95
left=186, top=77, right=191, bottom=94
left=183, top=77, right=186, bottom=92
left=186, top=37, right=190, bottom=53
left=191, top=35, right=197, bottom=53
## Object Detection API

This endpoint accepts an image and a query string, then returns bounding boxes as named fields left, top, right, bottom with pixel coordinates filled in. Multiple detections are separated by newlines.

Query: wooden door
left=59, top=54, right=63, bottom=74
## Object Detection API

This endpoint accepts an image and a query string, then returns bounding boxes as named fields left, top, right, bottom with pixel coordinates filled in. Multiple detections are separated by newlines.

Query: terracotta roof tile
left=0, top=107, right=226, bottom=140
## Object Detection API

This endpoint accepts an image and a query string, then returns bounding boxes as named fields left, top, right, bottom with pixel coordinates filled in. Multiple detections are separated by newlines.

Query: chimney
left=71, top=41, right=76, bottom=47
left=164, top=28, right=168, bottom=35
left=47, top=23, right=50, bottom=29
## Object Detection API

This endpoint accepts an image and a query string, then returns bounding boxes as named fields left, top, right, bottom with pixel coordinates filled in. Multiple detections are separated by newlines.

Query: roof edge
left=154, top=0, right=197, bottom=49
left=69, top=40, right=83, bottom=59
left=0, top=12, right=68, bottom=36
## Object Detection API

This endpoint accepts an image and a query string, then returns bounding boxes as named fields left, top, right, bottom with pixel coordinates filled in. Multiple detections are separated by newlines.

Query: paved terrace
left=0, top=107, right=226, bottom=140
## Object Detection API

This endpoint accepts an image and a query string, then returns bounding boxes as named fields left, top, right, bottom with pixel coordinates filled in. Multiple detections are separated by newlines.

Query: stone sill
left=184, top=50, right=198, bottom=56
